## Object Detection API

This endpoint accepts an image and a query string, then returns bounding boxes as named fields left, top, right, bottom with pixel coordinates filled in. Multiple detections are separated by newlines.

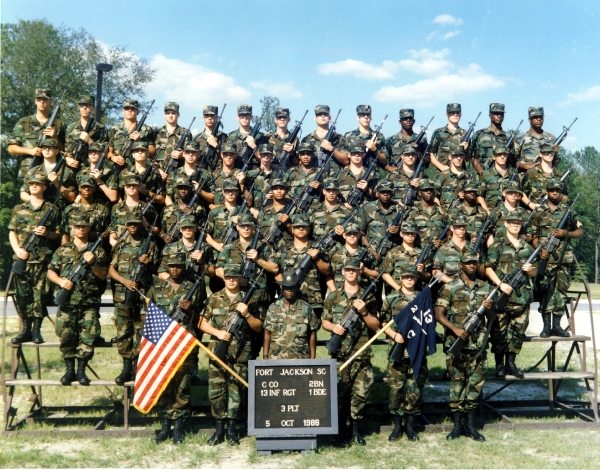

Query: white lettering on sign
left=283, top=389, right=296, bottom=396
left=256, top=369, right=273, bottom=376
left=280, top=368, right=314, bottom=376
left=281, top=420, right=295, bottom=427
left=309, top=381, right=324, bottom=387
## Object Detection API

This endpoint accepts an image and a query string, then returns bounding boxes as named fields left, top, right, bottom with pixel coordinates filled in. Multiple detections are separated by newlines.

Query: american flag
left=133, top=301, right=198, bottom=414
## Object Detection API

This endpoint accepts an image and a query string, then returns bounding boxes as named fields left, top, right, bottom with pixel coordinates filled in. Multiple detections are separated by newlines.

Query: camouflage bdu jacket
left=434, top=169, right=472, bottom=208
left=65, top=119, right=107, bottom=154
left=328, top=244, right=375, bottom=287
left=471, top=126, right=510, bottom=166
left=344, top=127, right=389, bottom=177
left=216, top=239, right=274, bottom=291
left=146, top=278, right=203, bottom=334
left=381, top=289, right=418, bottom=357
left=530, top=202, right=580, bottom=265
left=161, top=202, right=206, bottom=235
left=21, top=164, right=77, bottom=211
left=388, top=167, right=416, bottom=201
left=207, top=205, right=240, bottom=243
left=49, top=241, right=108, bottom=305
left=284, top=165, right=319, bottom=200
left=258, top=201, right=295, bottom=247
left=337, top=166, right=377, bottom=203
left=154, top=125, right=191, bottom=163
left=521, top=166, right=564, bottom=204
left=386, top=132, right=428, bottom=167
left=165, top=166, right=214, bottom=202
left=435, top=277, right=492, bottom=353
left=434, top=240, right=475, bottom=280
left=513, top=129, right=556, bottom=164
left=263, top=297, right=318, bottom=359
left=447, top=204, right=487, bottom=243
left=406, top=203, right=448, bottom=243
left=9, top=114, right=66, bottom=179
left=491, top=205, right=530, bottom=236
left=430, top=125, right=471, bottom=167
left=323, top=287, right=378, bottom=360
left=302, top=130, right=347, bottom=171
left=202, top=289, right=261, bottom=362
left=117, top=167, right=165, bottom=199
left=62, top=202, right=111, bottom=239
left=108, top=122, right=154, bottom=159
left=78, top=163, right=119, bottom=205
left=478, top=166, right=519, bottom=209
left=261, top=129, right=299, bottom=154
left=110, top=236, right=159, bottom=303
left=8, top=201, right=61, bottom=263
left=193, top=128, right=226, bottom=155
left=210, top=168, right=243, bottom=205
left=383, top=245, right=424, bottom=285
left=360, top=201, right=403, bottom=248
left=111, top=200, right=159, bottom=238
left=308, top=203, right=354, bottom=241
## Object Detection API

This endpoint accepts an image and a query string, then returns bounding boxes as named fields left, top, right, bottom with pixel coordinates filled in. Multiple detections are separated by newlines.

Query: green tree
left=252, top=96, right=280, bottom=133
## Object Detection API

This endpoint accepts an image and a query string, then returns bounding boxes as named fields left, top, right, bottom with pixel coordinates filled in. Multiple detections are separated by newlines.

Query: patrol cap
left=40, top=138, right=59, bottom=148
left=400, top=221, right=417, bottom=233
left=237, top=213, right=255, bottom=226
left=179, top=214, right=197, bottom=228
left=356, top=104, right=372, bottom=115
left=131, top=141, right=148, bottom=151
left=164, top=102, right=179, bottom=112
left=174, top=175, right=192, bottom=188
left=291, top=214, right=310, bottom=227
left=123, top=99, right=139, bottom=109
left=223, top=263, right=242, bottom=276
left=528, top=106, right=544, bottom=117
left=539, top=142, right=556, bottom=154
left=77, top=174, right=96, bottom=188
left=221, top=179, right=239, bottom=191
left=270, top=178, right=289, bottom=190
left=449, top=145, right=466, bottom=156
left=166, top=251, right=187, bottom=266
left=399, top=109, right=415, bottom=119
left=463, top=181, right=480, bottom=192
left=258, top=143, right=274, bottom=154
left=275, top=107, right=290, bottom=118
left=88, top=142, right=103, bottom=152
left=451, top=214, right=468, bottom=226
left=401, top=144, right=418, bottom=155
left=418, top=178, right=435, bottom=190
left=122, top=173, right=141, bottom=186
left=546, top=178, right=564, bottom=191
left=489, top=103, right=505, bottom=113
left=297, top=142, right=315, bottom=154
left=447, top=103, right=461, bottom=113
left=493, top=144, right=510, bottom=155
left=237, top=104, right=252, bottom=115
left=183, top=141, right=200, bottom=152
left=78, top=94, right=95, bottom=105
left=203, top=105, right=218, bottom=115
left=505, top=212, right=523, bottom=223
left=26, top=173, right=48, bottom=185
left=343, top=257, right=361, bottom=270
left=345, top=223, right=361, bottom=234
left=322, top=177, right=339, bottom=190
left=314, top=104, right=330, bottom=115
left=376, top=180, right=394, bottom=193
left=460, top=251, right=479, bottom=263
left=70, top=213, right=91, bottom=227
left=125, top=211, right=143, bottom=224
left=221, top=143, right=238, bottom=154
left=400, top=265, right=419, bottom=277
left=277, top=271, right=300, bottom=287
left=502, top=180, right=523, bottom=194
left=35, top=88, right=52, bottom=99
left=347, top=139, right=365, bottom=153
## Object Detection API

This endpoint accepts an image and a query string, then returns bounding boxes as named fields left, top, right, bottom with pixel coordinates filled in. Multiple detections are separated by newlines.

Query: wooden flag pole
left=338, top=321, right=397, bottom=372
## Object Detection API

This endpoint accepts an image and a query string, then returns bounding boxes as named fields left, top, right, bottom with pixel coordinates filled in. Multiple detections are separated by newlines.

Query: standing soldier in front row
left=435, top=252, right=492, bottom=442
left=47, top=213, right=108, bottom=386
left=322, top=258, right=380, bottom=447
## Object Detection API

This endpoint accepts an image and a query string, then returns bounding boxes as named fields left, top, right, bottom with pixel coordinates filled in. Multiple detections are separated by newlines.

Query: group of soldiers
left=7, top=88, right=582, bottom=446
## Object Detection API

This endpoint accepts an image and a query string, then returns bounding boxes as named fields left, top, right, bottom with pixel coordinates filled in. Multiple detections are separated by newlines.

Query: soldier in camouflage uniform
left=308, top=177, right=355, bottom=241
left=247, top=143, right=276, bottom=205
left=302, top=104, right=348, bottom=170
left=429, top=103, right=471, bottom=172
left=47, top=213, right=108, bottom=386
left=253, top=178, right=295, bottom=249
left=283, top=142, right=320, bottom=201
left=107, top=99, right=155, bottom=171
left=64, top=94, right=106, bottom=172
left=328, top=223, right=377, bottom=289
left=193, top=105, right=227, bottom=170
left=488, top=180, right=529, bottom=243
left=337, top=140, right=377, bottom=204
left=448, top=180, right=487, bottom=245
left=382, top=265, right=426, bottom=442
left=405, top=179, right=448, bottom=244
left=227, top=104, right=263, bottom=170
left=261, top=107, right=300, bottom=167
left=513, top=107, right=557, bottom=171
left=211, top=142, right=246, bottom=207
left=382, top=221, right=428, bottom=291
left=153, top=102, right=191, bottom=168
left=199, top=263, right=263, bottom=446
left=118, top=142, right=166, bottom=206
left=8, top=173, right=61, bottom=344
left=521, top=142, right=564, bottom=209
left=433, top=214, right=474, bottom=283
left=387, top=144, right=422, bottom=201
left=8, top=88, right=66, bottom=180
left=322, top=257, right=380, bottom=446
left=478, top=144, right=519, bottom=210
left=385, top=109, right=428, bottom=169
left=531, top=178, right=582, bottom=338
left=79, top=142, right=119, bottom=205
left=471, top=103, right=510, bottom=174
left=263, top=271, right=318, bottom=360
left=434, top=252, right=492, bottom=442
left=485, top=212, right=537, bottom=378
left=108, top=212, right=158, bottom=385
left=145, top=251, right=203, bottom=445
left=160, top=176, right=206, bottom=245
left=433, top=145, right=474, bottom=210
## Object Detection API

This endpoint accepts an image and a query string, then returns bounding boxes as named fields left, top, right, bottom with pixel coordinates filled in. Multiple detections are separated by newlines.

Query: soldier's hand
left=139, top=254, right=150, bottom=264
left=320, top=140, right=334, bottom=152
left=369, top=247, right=382, bottom=261
left=522, top=262, right=533, bottom=273
left=61, top=278, right=74, bottom=291
left=344, top=202, right=354, bottom=210
left=389, top=225, right=399, bottom=235
left=353, top=299, right=367, bottom=315
left=83, top=252, right=96, bottom=265
left=207, top=135, right=218, bottom=148
left=309, top=180, right=321, bottom=190
left=130, top=131, right=141, bottom=141
left=158, top=168, right=168, bottom=180
left=192, top=250, right=202, bottom=262
left=47, top=172, right=58, bottom=184
left=458, top=190, right=465, bottom=200
left=79, top=131, right=91, bottom=143
left=192, top=180, right=200, bottom=190
left=109, top=232, right=118, bottom=247
left=499, top=282, right=513, bottom=295
left=282, top=142, right=294, bottom=153
left=246, top=249, right=258, bottom=261
left=181, top=205, right=192, bottom=215
left=365, top=141, right=377, bottom=152
left=236, top=302, right=249, bottom=317
left=218, top=330, right=232, bottom=341
left=245, top=136, right=257, bottom=150
left=278, top=213, right=290, bottom=224
left=33, top=226, right=47, bottom=238
left=215, top=242, right=224, bottom=252
left=410, top=179, right=420, bottom=188
left=332, top=324, right=346, bottom=336
left=236, top=172, right=246, bottom=184
left=308, top=248, right=320, bottom=260
left=171, top=149, right=183, bottom=160
left=334, top=225, right=345, bottom=236
left=16, top=248, right=29, bottom=260
left=433, top=239, right=444, bottom=248
left=553, top=229, right=567, bottom=239
left=460, top=142, right=468, bottom=150
left=393, top=332, right=405, bottom=344
left=357, top=180, right=369, bottom=191
left=250, top=208, right=260, bottom=219
left=541, top=248, right=550, bottom=260
left=529, top=203, right=540, bottom=210
left=125, top=280, right=137, bottom=291
left=454, top=327, right=468, bottom=340
left=112, top=155, right=126, bottom=167
left=43, top=127, right=56, bottom=138
left=416, top=263, right=424, bottom=273
left=30, top=147, right=43, bottom=157
left=65, top=156, right=79, bottom=169
left=178, top=299, right=191, bottom=311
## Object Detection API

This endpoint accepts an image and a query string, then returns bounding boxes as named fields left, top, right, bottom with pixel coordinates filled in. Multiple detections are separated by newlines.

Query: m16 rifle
left=275, top=110, right=308, bottom=177
left=11, top=208, right=55, bottom=276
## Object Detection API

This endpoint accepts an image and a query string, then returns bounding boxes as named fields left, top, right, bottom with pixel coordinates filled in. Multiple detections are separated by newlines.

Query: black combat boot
left=226, top=418, right=240, bottom=446
left=551, top=314, right=570, bottom=337
left=31, top=317, right=44, bottom=344
left=464, top=410, right=485, bottom=442
left=11, top=318, right=32, bottom=344
left=494, top=352, right=506, bottom=378
left=505, top=352, right=525, bottom=379
left=131, top=357, right=138, bottom=381
left=446, top=411, right=463, bottom=440
left=540, top=313, right=551, bottom=338
left=60, top=358, right=77, bottom=385
left=351, top=419, right=366, bottom=446
left=207, top=419, right=225, bottom=445
left=388, top=415, right=403, bottom=441
left=153, top=417, right=171, bottom=443
left=404, top=414, right=419, bottom=441
left=172, top=417, right=186, bottom=445
left=77, top=359, right=91, bottom=385
left=115, top=358, right=133, bottom=385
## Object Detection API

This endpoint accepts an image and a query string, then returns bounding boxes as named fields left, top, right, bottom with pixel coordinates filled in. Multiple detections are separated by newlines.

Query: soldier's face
left=343, top=232, right=359, bottom=245
left=78, top=103, right=95, bottom=117
left=168, top=264, right=185, bottom=280
left=323, top=187, right=339, bottom=202
left=490, top=112, right=504, bottom=125
left=503, top=191, right=521, bottom=203
left=224, top=275, right=241, bottom=289
left=259, top=152, right=273, bottom=164
left=238, top=224, right=253, bottom=238
left=504, top=220, right=522, bottom=236
left=493, top=153, right=508, bottom=164
left=72, top=224, right=90, bottom=238
left=419, top=188, right=434, bottom=202
left=181, top=226, right=197, bottom=240
left=377, top=190, right=393, bottom=203
left=122, top=107, right=139, bottom=119
left=451, top=225, right=467, bottom=238
left=28, top=182, right=46, bottom=196
left=35, top=98, right=50, bottom=111
left=184, top=150, right=199, bottom=164
left=529, top=116, right=544, bottom=128
left=177, top=187, right=191, bottom=199
left=204, top=114, right=216, bottom=126
left=540, top=151, right=554, bottom=163
left=223, top=189, right=238, bottom=203
left=292, top=226, right=309, bottom=240
left=42, top=146, right=59, bottom=159
left=271, top=187, right=287, bottom=200
left=446, top=111, right=461, bottom=125
left=79, top=185, right=95, bottom=197
left=402, top=153, right=417, bottom=165
left=164, top=110, right=179, bottom=124
left=282, top=286, right=298, bottom=301
left=464, top=190, right=477, bottom=202
left=342, top=267, right=360, bottom=282
left=221, top=153, right=236, bottom=165
left=315, top=113, right=330, bottom=125
left=275, top=115, right=290, bottom=129
left=124, top=184, right=140, bottom=197
left=237, top=114, right=252, bottom=126
left=349, top=152, right=365, bottom=165
left=299, top=152, right=313, bottom=166
left=357, top=113, right=371, bottom=127
left=133, top=149, right=147, bottom=162
left=450, top=154, right=464, bottom=168
left=399, top=117, right=414, bottom=130
left=127, top=222, right=142, bottom=236
left=400, top=275, right=417, bottom=289
left=547, top=189, right=562, bottom=203
left=460, top=261, right=477, bottom=275
left=401, top=232, right=416, bottom=244
left=88, top=150, right=101, bottom=163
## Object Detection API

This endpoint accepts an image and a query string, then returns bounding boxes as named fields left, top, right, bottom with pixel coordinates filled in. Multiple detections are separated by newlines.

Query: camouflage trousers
left=113, top=303, right=144, bottom=359
left=13, top=263, right=52, bottom=319
left=156, top=347, right=199, bottom=419
left=55, top=304, right=100, bottom=360
left=208, top=359, right=248, bottom=420
left=538, top=263, right=571, bottom=317
left=337, top=359, right=373, bottom=420
left=491, top=305, right=529, bottom=354
left=387, top=356, right=428, bottom=416
left=446, top=352, right=487, bottom=412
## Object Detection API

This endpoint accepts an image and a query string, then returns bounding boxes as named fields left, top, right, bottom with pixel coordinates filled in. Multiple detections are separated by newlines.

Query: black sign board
left=248, top=359, right=338, bottom=437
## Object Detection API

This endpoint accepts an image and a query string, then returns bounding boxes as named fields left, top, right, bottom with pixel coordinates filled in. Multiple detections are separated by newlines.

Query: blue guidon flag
left=394, top=287, right=437, bottom=378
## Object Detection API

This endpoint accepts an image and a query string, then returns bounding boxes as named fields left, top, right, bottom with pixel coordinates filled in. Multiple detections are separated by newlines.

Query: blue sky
left=3, top=0, right=599, bottom=150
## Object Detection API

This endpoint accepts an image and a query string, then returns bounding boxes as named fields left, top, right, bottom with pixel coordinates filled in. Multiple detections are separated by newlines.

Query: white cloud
left=442, top=31, right=461, bottom=40
left=146, top=54, right=251, bottom=107
left=433, top=14, right=463, bottom=26
left=559, top=85, right=600, bottom=106
left=317, top=59, right=397, bottom=80
left=396, top=49, right=452, bottom=75
left=373, top=64, right=505, bottom=106
left=251, top=80, right=302, bottom=99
